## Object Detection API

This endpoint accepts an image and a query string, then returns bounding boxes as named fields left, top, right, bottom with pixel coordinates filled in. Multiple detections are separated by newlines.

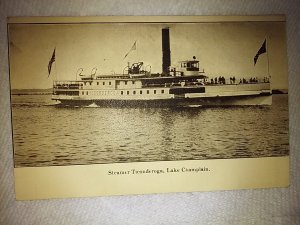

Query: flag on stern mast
left=48, top=48, right=56, bottom=76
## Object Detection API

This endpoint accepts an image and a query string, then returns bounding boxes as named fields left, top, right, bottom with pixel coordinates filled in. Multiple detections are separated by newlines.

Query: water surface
left=11, top=94, right=289, bottom=167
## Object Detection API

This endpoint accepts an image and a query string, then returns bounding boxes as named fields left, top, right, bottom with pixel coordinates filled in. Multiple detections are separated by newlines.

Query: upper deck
left=52, top=58, right=270, bottom=98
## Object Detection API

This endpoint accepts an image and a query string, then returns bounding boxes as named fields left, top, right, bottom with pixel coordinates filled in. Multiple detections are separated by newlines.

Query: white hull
left=52, top=83, right=272, bottom=106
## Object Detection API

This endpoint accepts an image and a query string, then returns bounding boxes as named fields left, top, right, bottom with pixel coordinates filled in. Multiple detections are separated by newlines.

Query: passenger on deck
left=222, top=76, right=226, bottom=84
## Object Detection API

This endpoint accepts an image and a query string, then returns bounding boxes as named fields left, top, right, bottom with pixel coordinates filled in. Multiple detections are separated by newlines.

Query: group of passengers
left=209, top=75, right=270, bottom=85
left=239, top=77, right=258, bottom=84
left=210, top=76, right=238, bottom=85
left=210, top=76, right=228, bottom=85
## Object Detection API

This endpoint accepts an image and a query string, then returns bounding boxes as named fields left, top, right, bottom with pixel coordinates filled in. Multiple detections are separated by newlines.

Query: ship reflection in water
left=12, top=94, right=288, bottom=167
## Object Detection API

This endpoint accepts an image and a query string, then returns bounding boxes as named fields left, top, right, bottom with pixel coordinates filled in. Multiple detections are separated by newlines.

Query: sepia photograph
left=8, top=17, right=289, bottom=170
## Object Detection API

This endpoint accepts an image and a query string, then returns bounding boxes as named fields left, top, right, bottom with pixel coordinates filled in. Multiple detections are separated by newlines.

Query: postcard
left=8, top=16, right=289, bottom=200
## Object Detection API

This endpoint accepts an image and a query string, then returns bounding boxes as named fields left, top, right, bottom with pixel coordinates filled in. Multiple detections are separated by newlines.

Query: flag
left=77, top=68, right=84, bottom=76
left=130, top=41, right=137, bottom=51
left=48, top=48, right=56, bottom=76
left=254, top=39, right=266, bottom=65
left=123, top=41, right=136, bottom=59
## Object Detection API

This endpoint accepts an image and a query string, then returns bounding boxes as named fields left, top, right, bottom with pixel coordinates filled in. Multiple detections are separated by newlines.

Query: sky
left=8, top=21, right=288, bottom=89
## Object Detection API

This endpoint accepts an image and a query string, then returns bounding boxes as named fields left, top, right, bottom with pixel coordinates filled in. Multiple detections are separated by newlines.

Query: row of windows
left=181, top=62, right=199, bottom=68
left=82, top=81, right=140, bottom=86
left=121, top=89, right=165, bottom=95
left=124, top=81, right=135, bottom=85
left=83, top=81, right=112, bottom=86
left=82, top=91, right=115, bottom=96
left=55, top=91, right=79, bottom=96
left=81, top=89, right=166, bottom=96
left=96, top=81, right=112, bottom=86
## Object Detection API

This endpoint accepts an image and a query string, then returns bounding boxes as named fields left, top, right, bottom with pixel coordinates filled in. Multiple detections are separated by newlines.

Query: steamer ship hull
left=52, top=79, right=271, bottom=107
left=55, top=95, right=271, bottom=108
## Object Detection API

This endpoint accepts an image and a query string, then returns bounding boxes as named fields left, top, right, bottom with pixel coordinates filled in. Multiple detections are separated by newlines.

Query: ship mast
left=266, top=36, right=270, bottom=78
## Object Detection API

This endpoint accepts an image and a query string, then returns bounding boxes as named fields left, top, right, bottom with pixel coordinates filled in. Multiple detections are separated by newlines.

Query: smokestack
left=162, top=27, right=171, bottom=75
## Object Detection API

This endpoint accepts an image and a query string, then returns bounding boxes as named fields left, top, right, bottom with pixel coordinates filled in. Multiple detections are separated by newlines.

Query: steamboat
left=51, top=28, right=271, bottom=107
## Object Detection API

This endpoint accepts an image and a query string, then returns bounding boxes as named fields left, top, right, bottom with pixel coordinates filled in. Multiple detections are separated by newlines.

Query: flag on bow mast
left=254, top=39, right=266, bottom=65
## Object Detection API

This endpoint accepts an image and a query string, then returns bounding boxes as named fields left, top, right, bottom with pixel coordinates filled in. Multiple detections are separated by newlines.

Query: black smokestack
left=162, top=27, right=171, bottom=75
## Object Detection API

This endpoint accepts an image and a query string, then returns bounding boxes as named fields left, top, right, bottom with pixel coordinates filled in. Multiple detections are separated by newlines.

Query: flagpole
left=136, top=40, right=138, bottom=61
left=266, top=36, right=270, bottom=78
left=53, top=46, right=57, bottom=81
left=55, top=53, right=57, bottom=81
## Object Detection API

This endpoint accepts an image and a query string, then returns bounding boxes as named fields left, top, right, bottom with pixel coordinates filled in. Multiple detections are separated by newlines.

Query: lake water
left=11, top=94, right=289, bottom=167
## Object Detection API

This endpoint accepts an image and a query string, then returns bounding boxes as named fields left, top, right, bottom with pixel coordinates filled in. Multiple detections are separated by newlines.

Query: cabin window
left=109, top=82, right=111, bottom=85
left=121, top=91, right=123, bottom=95
left=89, top=82, right=92, bottom=85
left=147, top=90, right=149, bottom=94
left=125, top=81, right=127, bottom=85
left=127, top=91, right=129, bottom=95
left=103, top=82, right=105, bottom=85
left=97, top=82, right=99, bottom=85
left=86, top=91, right=88, bottom=95
left=133, top=91, right=136, bottom=95
left=133, top=81, right=135, bottom=85
left=140, top=90, right=142, bottom=94
left=187, top=63, right=191, bottom=68
left=161, top=90, right=164, bottom=94
left=82, top=91, right=84, bottom=95
left=191, top=62, right=198, bottom=68
left=154, top=90, right=156, bottom=94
